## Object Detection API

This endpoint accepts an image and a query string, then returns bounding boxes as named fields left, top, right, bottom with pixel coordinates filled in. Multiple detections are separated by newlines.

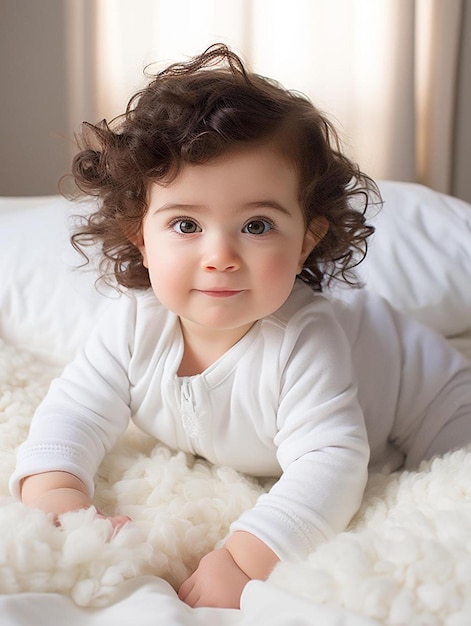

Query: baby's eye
left=171, top=219, right=201, bottom=234
left=243, top=220, right=273, bottom=235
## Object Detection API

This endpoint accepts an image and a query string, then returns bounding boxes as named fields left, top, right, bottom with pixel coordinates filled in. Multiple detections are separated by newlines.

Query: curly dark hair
left=70, top=43, right=380, bottom=291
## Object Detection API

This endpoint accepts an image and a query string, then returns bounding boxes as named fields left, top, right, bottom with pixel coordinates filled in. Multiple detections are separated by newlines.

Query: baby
left=10, top=44, right=471, bottom=609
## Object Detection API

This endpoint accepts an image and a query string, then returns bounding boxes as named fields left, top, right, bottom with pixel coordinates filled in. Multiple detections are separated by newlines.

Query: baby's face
left=136, top=143, right=320, bottom=343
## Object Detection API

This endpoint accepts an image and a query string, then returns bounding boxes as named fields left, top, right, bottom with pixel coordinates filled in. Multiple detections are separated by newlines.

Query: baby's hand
left=178, top=547, right=250, bottom=609
left=24, top=485, right=131, bottom=531
left=20, top=471, right=131, bottom=530
left=94, top=511, right=132, bottom=531
left=23, top=485, right=94, bottom=518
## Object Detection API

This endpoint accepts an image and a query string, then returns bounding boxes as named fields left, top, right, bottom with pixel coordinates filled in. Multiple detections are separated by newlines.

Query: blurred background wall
left=1, top=0, right=470, bottom=202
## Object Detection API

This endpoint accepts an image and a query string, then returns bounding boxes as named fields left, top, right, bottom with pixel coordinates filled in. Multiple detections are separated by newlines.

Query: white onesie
left=10, top=282, right=471, bottom=561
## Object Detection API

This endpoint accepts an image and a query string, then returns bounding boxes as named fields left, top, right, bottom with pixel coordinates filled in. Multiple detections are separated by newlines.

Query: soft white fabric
left=329, top=288, right=471, bottom=470
left=0, top=577, right=241, bottom=626
left=10, top=283, right=370, bottom=562
left=1, top=181, right=471, bottom=364
left=0, top=195, right=107, bottom=364
left=0, top=576, right=380, bottom=626
left=356, top=180, right=471, bottom=337
left=1, top=338, right=471, bottom=623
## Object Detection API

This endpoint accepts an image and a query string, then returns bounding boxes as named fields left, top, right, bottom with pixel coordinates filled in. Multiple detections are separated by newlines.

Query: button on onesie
left=178, top=377, right=211, bottom=455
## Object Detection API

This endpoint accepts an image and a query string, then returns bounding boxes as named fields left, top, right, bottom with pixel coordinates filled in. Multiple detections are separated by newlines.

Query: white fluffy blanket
left=1, top=338, right=471, bottom=624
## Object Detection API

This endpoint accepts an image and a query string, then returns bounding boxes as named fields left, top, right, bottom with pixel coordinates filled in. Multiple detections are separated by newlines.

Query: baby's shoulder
left=270, top=281, right=336, bottom=328
left=259, top=283, right=354, bottom=373
left=259, top=282, right=342, bottom=360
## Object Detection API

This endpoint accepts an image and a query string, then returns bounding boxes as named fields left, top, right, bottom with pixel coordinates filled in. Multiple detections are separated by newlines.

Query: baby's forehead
left=144, top=145, right=304, bottom=214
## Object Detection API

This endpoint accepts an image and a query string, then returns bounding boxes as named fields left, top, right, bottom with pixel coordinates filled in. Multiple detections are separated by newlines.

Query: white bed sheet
left=0, top=577, right=380, bottom=626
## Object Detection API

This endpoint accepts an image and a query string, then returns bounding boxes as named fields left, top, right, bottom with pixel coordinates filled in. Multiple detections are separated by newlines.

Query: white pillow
left=358, top=181, right=471, bottom=337
left=0, top=195, right=109, bottom=364
left=1, top=181, right=470, bottom=363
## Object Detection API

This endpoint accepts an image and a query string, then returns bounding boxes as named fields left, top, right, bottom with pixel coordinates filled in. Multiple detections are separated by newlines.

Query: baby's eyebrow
left=151, top=203, right=205, bottom=215
left=244, top=200, right=291, bottom=216
left=150, top=200, right=292, bottom=216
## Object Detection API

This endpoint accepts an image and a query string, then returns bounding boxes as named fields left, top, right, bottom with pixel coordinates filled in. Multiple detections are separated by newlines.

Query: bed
left=1, top=180, right=471, bottom=625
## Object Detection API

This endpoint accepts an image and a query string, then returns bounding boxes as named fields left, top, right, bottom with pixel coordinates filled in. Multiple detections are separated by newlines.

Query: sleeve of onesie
left=9, top=293, right=138, bottom=498
left=230, top=299, right=370, bottom=562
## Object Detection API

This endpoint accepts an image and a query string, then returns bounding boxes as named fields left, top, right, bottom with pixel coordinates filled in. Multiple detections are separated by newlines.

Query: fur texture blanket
left=1, top=338, right=471, bottom=625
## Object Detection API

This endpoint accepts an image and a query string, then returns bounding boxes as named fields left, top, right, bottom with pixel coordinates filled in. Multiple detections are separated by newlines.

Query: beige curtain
left=416, top=0, right=463, bottom=193
left=61, top=0, right=467, bottom=196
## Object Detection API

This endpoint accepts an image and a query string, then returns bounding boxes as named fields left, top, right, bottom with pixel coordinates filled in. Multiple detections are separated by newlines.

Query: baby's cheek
left=263, top=254, right=299, bottom=280
left=146, top=259, right=181, bottom=297
left=148, top=254, right=180, bottom=280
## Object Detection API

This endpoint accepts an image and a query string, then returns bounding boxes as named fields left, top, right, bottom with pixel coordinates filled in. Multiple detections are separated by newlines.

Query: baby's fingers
left=96, top=513, right=132, bottom=530
left=178, top=576, right=200, bottom=607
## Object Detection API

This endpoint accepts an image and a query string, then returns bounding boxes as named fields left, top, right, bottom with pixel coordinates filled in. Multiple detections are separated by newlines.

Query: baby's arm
left=11, top=299, right=138, bottom=526
left=178, top=531, right=278, bottom=608
left=21, top=471, right=130, bottom=528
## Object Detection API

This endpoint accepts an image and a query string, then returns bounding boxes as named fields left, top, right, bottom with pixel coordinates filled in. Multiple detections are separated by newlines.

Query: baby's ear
left=126, top=230, right=148, bottom=267
left=130, top=232, right=144, bottom=250
left=298, top=216, right=328, bottom=269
